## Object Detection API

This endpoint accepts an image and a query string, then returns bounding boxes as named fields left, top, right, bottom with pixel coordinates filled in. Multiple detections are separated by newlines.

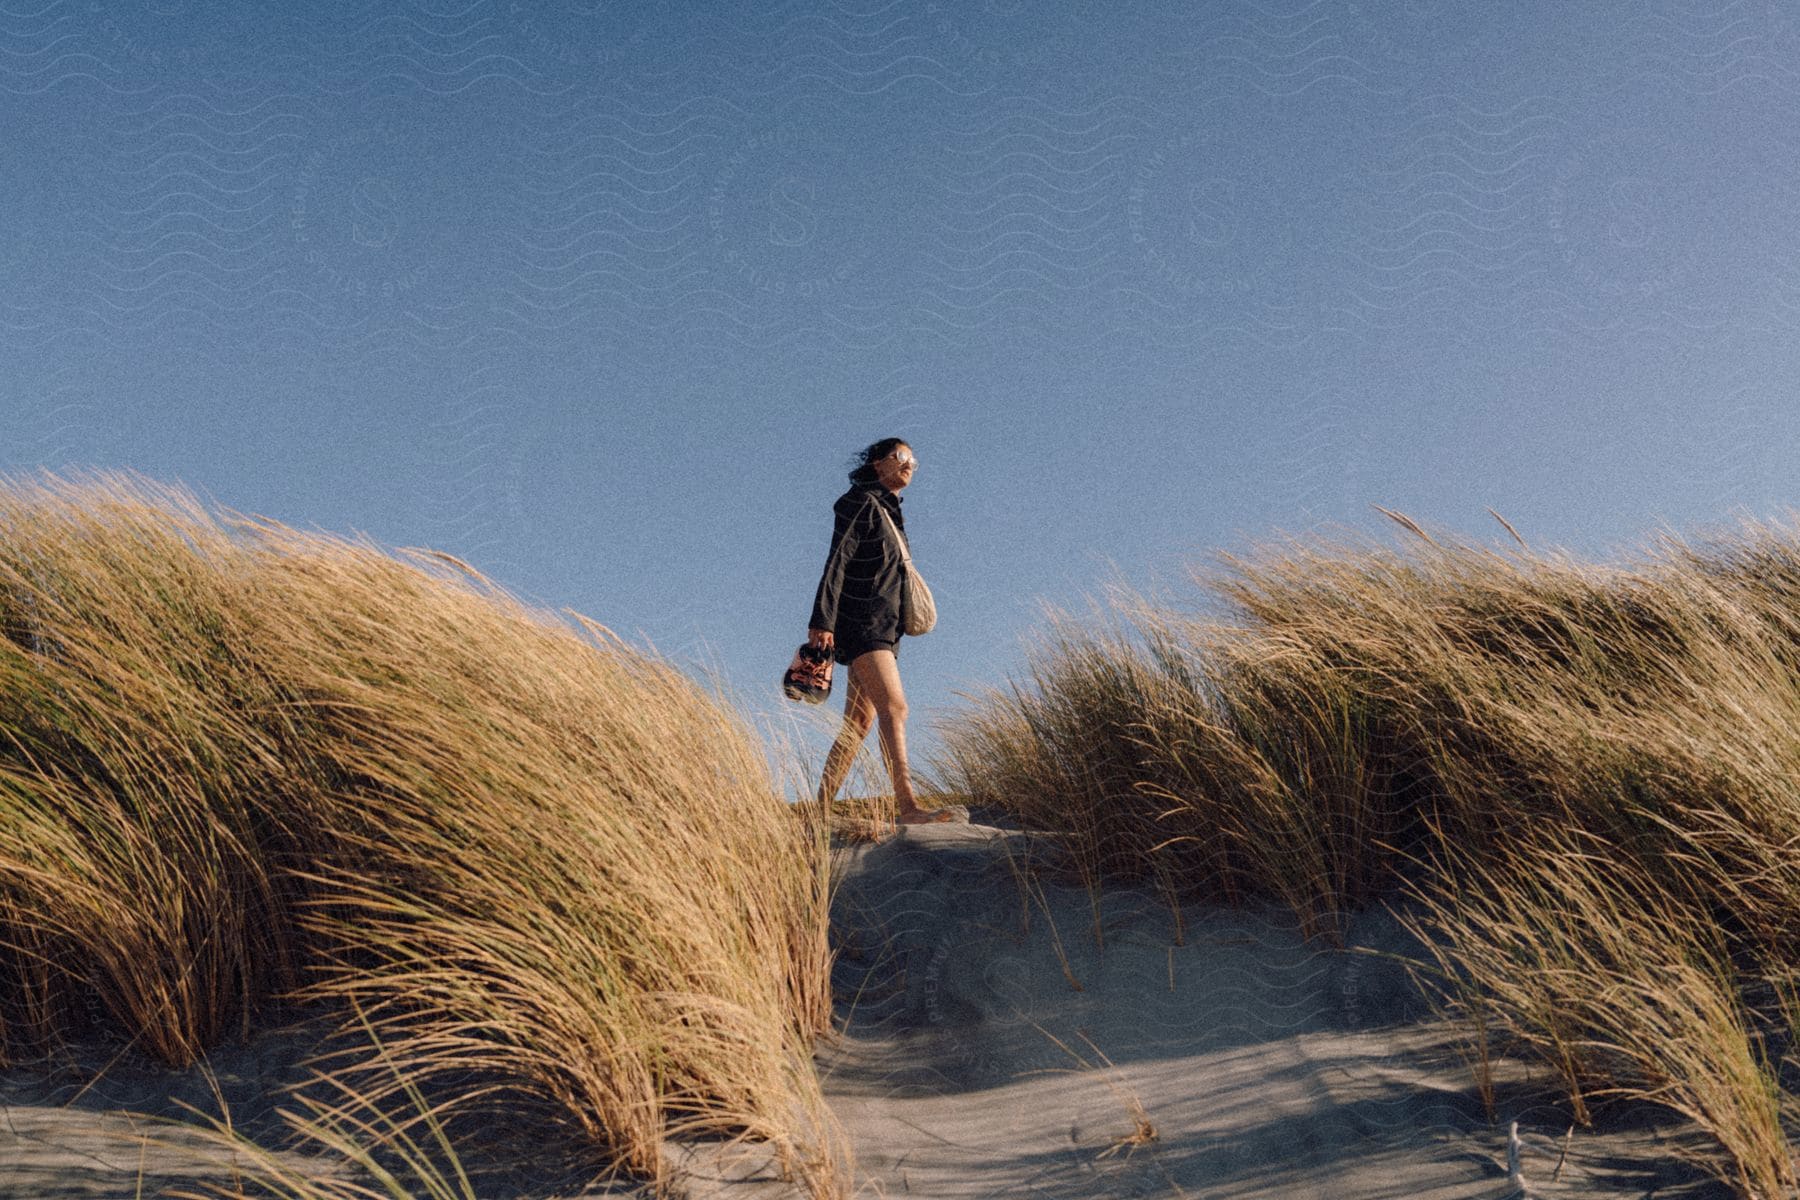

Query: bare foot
left=895, top=806, right=956, bottom=825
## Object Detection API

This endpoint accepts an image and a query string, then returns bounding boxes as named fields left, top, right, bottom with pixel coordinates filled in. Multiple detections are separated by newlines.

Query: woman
left=808, top=437, right=953, bottom=825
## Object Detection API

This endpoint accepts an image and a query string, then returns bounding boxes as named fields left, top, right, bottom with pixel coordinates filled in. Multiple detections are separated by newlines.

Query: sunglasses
left=889, top=451, right=918, bottom=468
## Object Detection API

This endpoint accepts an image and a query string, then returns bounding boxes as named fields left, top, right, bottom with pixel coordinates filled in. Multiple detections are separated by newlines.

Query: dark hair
left=847, top=437, right=910, bottom=484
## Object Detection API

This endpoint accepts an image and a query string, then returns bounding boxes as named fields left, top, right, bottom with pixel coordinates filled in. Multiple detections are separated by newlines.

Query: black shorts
left=833, top=631, right=900, bottom=666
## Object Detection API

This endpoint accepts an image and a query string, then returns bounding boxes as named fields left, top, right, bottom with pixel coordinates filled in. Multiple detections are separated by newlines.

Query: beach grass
left=927, top=508, right=1800, bottom=1197
left=0, top=466, right=848, bottom=1198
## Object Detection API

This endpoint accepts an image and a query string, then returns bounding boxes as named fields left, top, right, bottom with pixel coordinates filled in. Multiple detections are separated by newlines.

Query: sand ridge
left=674, top=817, right=1728, bottom=1199
left=3, top=817, right=1730, bottom=1199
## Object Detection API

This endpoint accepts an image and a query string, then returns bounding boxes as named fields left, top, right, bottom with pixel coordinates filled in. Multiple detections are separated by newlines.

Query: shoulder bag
left=871, top=499, right=936, bottom=636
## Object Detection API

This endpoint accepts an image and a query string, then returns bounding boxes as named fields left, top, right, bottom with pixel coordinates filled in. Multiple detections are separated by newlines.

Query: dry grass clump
left=0, top=466, right=846, bottom=1198
left=790, top=793, right=897, bottom=842
left=929, top=509, right=1800, bottom=1195
left=1402, top=830, right=1797, bottom=1198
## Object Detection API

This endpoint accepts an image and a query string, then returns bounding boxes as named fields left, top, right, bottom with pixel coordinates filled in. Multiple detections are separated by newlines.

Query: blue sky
left=5, top=1, right=1800, bottom=791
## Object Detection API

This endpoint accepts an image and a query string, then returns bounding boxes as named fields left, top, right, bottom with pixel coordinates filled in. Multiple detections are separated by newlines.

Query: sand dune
left=674, top=817, right=1726, bottom=1200
left=2, top=817, right=1728, bottom=1200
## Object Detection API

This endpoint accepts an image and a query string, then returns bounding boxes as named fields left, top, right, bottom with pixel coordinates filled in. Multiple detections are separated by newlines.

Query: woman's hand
left=808, top=628, right=834, bottom=653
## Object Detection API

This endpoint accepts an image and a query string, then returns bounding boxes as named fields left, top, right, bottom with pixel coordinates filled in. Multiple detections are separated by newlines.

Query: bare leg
left=817, top=659, right=875, bottom=806
left=853, top=649, right=929, bottom=818
left=818, top=648, right=945, bottom=827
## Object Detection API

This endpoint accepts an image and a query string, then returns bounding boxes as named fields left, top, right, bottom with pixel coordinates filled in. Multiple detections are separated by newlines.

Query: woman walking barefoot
left=808, top=437, right=953, bottom=828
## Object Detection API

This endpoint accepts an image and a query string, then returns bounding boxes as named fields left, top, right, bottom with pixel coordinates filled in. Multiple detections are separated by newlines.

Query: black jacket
left=809, top=480, right=909, bottom=641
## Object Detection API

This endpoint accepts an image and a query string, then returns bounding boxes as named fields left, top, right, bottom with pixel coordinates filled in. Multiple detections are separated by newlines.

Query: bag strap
left=869, top=496, right=915, bottom=568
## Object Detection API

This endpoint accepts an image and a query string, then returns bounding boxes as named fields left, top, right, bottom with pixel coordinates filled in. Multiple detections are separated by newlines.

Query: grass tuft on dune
left=0, top=466, right=845, bottom=1198
left=929, top=509, right=1800, bottom=1197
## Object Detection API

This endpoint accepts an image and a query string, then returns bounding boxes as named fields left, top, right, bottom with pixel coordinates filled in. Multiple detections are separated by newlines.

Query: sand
left=674, top=816, right=1728, bottom=1200
left=3, top=816, right=1731, bottom=1199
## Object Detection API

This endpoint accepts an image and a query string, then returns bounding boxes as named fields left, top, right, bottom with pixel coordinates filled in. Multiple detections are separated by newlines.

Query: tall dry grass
left=1400, top=828, right=1796, bottom=1198
left=929, top=510, right=1800, bottom=1196
left=0, top=466, right=846, bottom=1198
